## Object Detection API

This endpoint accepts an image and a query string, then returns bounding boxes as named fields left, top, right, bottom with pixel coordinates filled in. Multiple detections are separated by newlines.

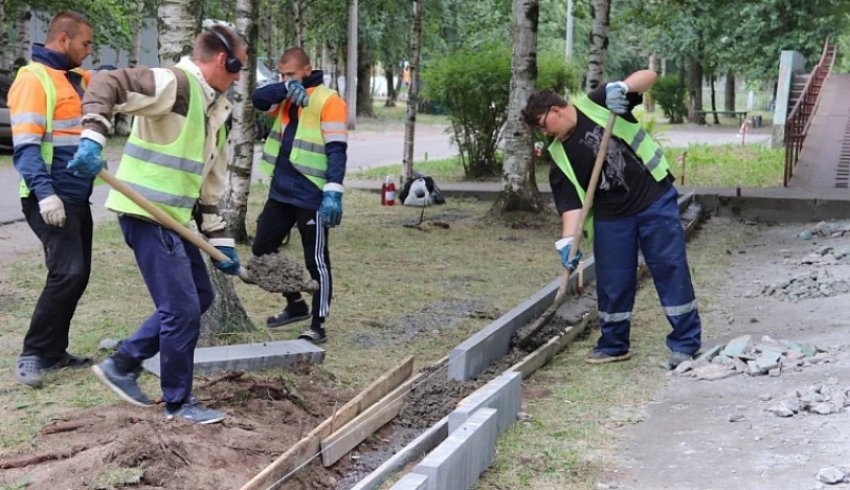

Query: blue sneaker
left=165, top=397, right=224, bottom=424
left=92, top=358, right=153, bottom=407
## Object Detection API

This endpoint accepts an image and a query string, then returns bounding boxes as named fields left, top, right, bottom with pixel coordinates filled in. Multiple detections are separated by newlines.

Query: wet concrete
left=244, top=252, right=318, bottom=294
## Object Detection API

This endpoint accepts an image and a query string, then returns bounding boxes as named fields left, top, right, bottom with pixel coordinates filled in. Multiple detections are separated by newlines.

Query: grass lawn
left=351, top=143, right=785, bottom=189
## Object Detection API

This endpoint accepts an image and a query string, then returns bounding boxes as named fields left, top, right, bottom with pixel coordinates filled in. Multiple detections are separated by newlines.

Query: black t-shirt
left=550, top=85, right=672, bottom=220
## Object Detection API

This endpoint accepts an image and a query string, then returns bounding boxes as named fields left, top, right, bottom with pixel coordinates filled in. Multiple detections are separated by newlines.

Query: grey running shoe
left=15, top=356, right=43, bottom=387
left=92, top=357, right=153, bottom=407
left=668, top=351, right=694, bottom=369
left=165, top=397, right=225, bottom=424
left=585, top=349, right=632, bottom=364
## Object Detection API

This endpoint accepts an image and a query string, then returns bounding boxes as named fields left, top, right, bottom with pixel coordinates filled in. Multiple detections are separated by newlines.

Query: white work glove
left=38, top=195, right=66, bottom=227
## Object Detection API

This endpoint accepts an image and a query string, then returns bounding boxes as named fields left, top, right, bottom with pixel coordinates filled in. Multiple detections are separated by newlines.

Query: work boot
left=92, top=357, right=153, bottom=407
left=668, top=351, right=693, bottom=369
left=15, top=356, right=44, bottom=388
left=165, top=397, right=225, bottom=424
left=266, top=301, right=310, bottom=328
left=585, top=349, right=632, bottom=364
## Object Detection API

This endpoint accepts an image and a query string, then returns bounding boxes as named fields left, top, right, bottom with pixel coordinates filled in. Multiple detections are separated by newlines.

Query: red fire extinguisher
left=382, top=175, right=396, bottom=206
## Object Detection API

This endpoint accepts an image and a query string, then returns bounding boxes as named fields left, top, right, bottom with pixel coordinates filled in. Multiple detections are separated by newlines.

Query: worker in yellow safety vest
left=522, top=70, right=702, bottom=369
left=68, top=24, right=247, bottom=425
left=8, top=11, right=95, bottom=389
left=251, top=47, right=348, bottom=345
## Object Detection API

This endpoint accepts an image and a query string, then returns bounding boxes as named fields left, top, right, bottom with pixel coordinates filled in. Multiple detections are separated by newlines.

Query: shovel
left=517, top=112, right=617, bottom=348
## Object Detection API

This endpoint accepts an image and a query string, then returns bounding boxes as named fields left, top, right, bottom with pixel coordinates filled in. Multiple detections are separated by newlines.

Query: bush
left=651, top=75, right=688, bottom=124
left=422, top=46, right=578, bottom=179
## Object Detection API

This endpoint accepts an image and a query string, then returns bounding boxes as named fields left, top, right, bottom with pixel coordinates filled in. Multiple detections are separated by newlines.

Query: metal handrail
left=784, top=38, right=836, bottom=186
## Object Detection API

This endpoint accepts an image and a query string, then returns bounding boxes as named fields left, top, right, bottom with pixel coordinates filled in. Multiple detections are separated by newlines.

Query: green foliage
left=422, top=43, right=511, bottom=178
left=537, top=51, right=580, bottom=95
left=651, top=75, right=688, bottom=124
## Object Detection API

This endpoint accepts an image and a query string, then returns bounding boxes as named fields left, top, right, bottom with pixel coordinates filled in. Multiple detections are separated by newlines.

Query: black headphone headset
left=209, top=28, right=242, bottom=74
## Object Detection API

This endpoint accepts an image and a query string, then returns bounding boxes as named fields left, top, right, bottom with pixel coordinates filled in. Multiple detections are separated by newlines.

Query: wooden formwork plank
left=510, top=311, right=596, bottom=378
left=240, top=355, right=415, bottom=490
left=320, top=367, right=427, bottom=466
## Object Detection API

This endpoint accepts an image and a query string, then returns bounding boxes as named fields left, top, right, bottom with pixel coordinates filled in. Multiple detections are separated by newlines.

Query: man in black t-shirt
left=521, top=70, right=702, bottom=368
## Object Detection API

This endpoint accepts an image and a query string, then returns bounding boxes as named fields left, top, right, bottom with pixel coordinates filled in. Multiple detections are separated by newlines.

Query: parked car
left=0, top=75, right=12, bottom=150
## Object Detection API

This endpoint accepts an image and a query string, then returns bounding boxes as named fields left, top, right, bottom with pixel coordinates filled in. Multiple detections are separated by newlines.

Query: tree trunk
left=725, top=70, right=735, bottom=112
left=493, top=0, right=542, bottom=215
left=401, top=0, right=423, bottom=184
left=12, top=6, right=31, bottom=68
left=222, top=0, right=259, bottom=245
left=687, top=55, right=704, bottom=124
left=346, top=0, right=358, bottom=129
left=328, top=41, right=340, bottom=91
left=199, top=270, right=254, bottom=345
left=293, top=0, right=306, bottom=47
left=356, top=41, right=374, bottom=117
left=709, top=74, right=719, bottom=125
left=585, top=0, right=610, bottom=92
left=645, top=52, right=658, bottom=113
left=157, top=0, right=202, bottom=67
left=384, top=66, right=396, bottom=107
left=0, top=1, right=8, bottom=76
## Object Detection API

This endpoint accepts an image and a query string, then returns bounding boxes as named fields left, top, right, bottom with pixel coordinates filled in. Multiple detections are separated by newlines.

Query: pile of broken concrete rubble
left=671, top=334, right=831, bottom=380
left=761, top=381, right=850, bottom=417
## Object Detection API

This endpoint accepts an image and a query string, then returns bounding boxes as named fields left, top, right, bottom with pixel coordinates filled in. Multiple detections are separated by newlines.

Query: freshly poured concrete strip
left=351, top=417, right=449, bottom=490
left=389, top=473, right=428, bottom=490
left=142, top=339, right=324, bottom=376
left=413, top=408, right=498, bottom=490
left=448, top=256, right=596, bottom=382
left=448, top=371, right=521, bottom=435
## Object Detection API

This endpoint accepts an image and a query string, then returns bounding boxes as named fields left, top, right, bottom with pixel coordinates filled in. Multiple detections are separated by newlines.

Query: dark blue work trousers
left=115, top=216, right=214, bottom=405
left=593, top=186, right=702, bottom=356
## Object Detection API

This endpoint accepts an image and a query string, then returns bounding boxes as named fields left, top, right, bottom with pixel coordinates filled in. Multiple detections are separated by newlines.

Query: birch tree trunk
left=585, top=0, right=610, bottom=92
left=346, top=0, right=358, bottom=129
left=645, top=52, right=658, bottom=113
left=222, top=0, right=258, bottom=245
left=157, top=0, right=202, bottom=67
left=293, top=0, right=306, bottom=47
left=401, top=0, right=422, bottom=184
left=0, top=0, right=8, bottom=76
left=492, top=0, right=542, bottom=215
left=12, top=6, right=31, bottom=67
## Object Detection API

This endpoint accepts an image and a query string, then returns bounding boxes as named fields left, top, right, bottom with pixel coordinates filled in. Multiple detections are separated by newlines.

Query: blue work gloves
left=605, top=81, right=630, bottom=115
left=319, top=191, right=343, bottom=228
left=286, top=79, right=309, bottom=107
left=214, top=246, right=241, bottom=276
left=555, top=237, right=583, bottom=272
left=67, top=138, right=104, bottom=178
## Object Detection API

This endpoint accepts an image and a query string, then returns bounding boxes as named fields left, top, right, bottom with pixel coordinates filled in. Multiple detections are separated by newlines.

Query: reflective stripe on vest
left=16, top=63, right=89, bottom=197
left=260, top=85, right=336, bottom=189
left=105, top=67, right=225, bottom=225
left=573, top=95, right=670, bottom=181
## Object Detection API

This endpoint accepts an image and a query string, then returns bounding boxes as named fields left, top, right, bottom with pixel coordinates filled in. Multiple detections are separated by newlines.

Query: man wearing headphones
left=67, top=25, right=247, bottom=424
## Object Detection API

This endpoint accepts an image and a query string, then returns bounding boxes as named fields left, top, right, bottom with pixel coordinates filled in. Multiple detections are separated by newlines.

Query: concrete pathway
left=789, top=73, right=850, bottom=188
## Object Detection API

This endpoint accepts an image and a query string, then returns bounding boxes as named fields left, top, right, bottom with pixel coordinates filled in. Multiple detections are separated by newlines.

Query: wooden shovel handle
left=97, top=169, right=229, bottom=263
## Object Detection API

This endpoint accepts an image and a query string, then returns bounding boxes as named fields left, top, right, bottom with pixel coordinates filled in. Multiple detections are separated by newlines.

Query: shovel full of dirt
left=97, top=169, right=315, bottom=294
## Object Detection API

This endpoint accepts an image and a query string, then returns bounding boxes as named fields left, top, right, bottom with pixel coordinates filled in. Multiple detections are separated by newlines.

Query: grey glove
left=286, top=80, right=309, bottom=107
left=605, top=81, right=630, bottom=115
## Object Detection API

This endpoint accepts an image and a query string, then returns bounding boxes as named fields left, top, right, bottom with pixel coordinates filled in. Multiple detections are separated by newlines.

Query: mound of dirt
left=0, top=366, right=352, bottom=490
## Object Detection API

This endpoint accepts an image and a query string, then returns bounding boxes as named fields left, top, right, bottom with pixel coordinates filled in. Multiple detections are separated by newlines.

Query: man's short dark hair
left=521, top=89, right=569, bottom=128
left=194, top=25, right=245, bottom=62
left=46, top=11, right=90, bottom=43
left=279, top=47, right=310, bottom=67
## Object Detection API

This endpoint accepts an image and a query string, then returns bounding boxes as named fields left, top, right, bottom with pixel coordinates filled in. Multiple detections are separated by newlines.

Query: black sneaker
left=266, top=307, right=310, bottom=328
left=92, top=357, right=153, bottom=407
left=165, top=397, right=225, bottom=424
left=585, top=349, right=632, bottom=364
